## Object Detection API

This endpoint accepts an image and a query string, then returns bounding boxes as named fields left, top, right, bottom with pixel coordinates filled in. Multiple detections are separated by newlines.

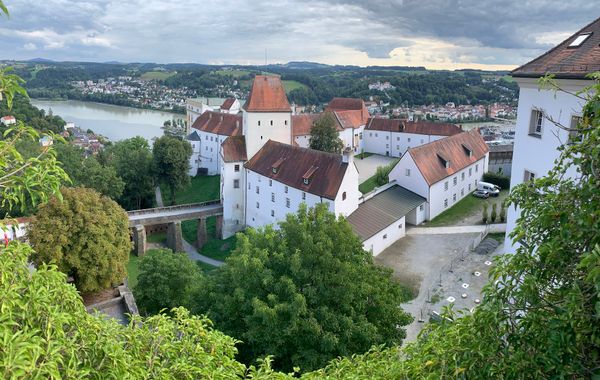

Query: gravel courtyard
left=375, top=232, right=502, bottom=342
left=354, top=154, right=398, bottom=183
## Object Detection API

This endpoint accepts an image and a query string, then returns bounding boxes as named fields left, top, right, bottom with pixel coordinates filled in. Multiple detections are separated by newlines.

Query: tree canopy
left=152, top=135, right=192, bottom=205
left=27, top=187, right=132, bottom=293
left=309, top=112, right=344, bottom=154
left=101, top=136, right=155, bottom=210
left=197, top=203, right=412, bottom=372
left=134, top=248, right=203, bottom=316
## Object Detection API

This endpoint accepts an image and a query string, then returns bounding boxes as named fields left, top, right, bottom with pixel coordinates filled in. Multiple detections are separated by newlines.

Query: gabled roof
left=187, top=131, right=201, bottom=141
left=244, top=140, right=349, bottom=200
left=512, top=17, right=600, bottom=79
left=365, top=118, right=462, bottom=136
left=190, top=111, right=242, bottom=136
left=407, top=129, right=489, bottom=186
left=221, top=136, right=247, bottom=162
left=326, top=97, right=370, bottom=128
left=243, top=75, right=291, bottom=112
left=292, top=114, right=319, bottom=136
left=347, top=185, right=426, bottom=241
left=220, top=98, right=237, bottom=110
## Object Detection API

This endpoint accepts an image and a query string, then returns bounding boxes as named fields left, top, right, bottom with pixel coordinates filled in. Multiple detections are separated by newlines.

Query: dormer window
left=302, top=165, right=318, bottom=186
left=437, top=153, right=450, bottom=169
left=271, top=157, right=284, bottom=174
left=569, top=33, right=591, bottom=48
left=462, top=144, right=473, bottom=158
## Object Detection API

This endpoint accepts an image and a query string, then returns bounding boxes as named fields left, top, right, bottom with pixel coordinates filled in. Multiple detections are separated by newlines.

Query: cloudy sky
left=0, top=0, right=598, bottom=70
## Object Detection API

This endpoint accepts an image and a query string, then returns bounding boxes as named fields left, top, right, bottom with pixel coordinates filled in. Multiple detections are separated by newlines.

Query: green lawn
left=162, top=175, right=236, bottom=261
left=160, top=175, right=220, bottom=205
left=282, top=80, right=308, bottom=93
left=426, top=190, right=509, bottom=227
left=213, top=69, right=251, bottom=78
left=140, top=71, right=175, bottom=81
left=126, top=254, right=139, bottom=289
left=359, top=175, right=379, bottom=194
left=146, top=232, right=166, bottom=243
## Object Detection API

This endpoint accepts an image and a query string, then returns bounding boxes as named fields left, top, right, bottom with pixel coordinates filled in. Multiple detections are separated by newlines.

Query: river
left=31, top=99, right=182, bottom=142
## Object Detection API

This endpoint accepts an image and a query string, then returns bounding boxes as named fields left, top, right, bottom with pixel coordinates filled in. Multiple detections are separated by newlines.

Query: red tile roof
left=326, top=98, right=370, bottom=128
left=512, top=17, right=600, bottom=79
left=220, top=98, right=237, bottom=110
left=327, top=97, right=366, bottom=111
left=221, top=136, right=247, bottom=162
left=243, top=75, right=291, bottom=112
left=407, top=129, right=489, bottom=186
left=366, top=118, right=462, bottom=136
left=244, top=140, right=349, bottom=200
left=191, top=111, right=242, bottom=136
left=291, top=114, right=319, bottom=136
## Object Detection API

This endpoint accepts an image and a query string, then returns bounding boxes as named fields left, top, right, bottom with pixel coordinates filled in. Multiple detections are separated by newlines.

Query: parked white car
left=477, top=181, right=501, bottom=197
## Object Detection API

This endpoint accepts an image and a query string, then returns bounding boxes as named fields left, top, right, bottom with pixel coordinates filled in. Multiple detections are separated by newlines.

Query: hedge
left=483, top=172, right=510, bottom=189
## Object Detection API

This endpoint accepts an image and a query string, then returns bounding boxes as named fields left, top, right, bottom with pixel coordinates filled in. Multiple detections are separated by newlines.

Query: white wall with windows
left=362, top=130, right=447, bottom=157
left=333, top=161, right=361, bottom=217
left=505, top=77, right=590, bottom=252
left=243, top=111, right=292, bottom=159
left=221, top=160, right=246, bottom=239
left=187, top=130, right=228, bottom=175
left=363, top=217, right=406, bottom=256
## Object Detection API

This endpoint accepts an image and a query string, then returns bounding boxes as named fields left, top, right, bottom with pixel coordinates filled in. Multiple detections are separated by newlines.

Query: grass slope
left=426, top=190, right=508, bottom=227
left=140, top=71, right=175, bottom=81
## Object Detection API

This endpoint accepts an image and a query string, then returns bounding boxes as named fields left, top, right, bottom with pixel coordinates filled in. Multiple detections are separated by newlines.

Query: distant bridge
left=127, top=200, right=223, bottom=255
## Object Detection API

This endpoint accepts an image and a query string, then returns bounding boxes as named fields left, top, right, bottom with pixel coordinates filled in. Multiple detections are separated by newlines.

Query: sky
left=0, top=0, right=598, bottom=70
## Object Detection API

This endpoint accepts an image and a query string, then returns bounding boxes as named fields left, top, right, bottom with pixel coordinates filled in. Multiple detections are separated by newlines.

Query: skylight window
left=569, top=33, right=591, bottom=47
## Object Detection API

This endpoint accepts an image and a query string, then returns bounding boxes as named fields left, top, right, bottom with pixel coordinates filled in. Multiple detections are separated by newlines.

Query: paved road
left=407, top=223, right=506, bottom=235
left=181, top=239, right=225, bottom=267
left=354, top=154, right=398, bottom=183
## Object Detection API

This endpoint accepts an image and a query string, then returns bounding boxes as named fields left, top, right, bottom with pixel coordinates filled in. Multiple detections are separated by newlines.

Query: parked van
left=477, top=181, right=500, bottom=196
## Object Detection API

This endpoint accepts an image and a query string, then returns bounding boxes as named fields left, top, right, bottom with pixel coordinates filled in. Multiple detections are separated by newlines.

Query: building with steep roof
left=363, top=118, right=463, bottom=157
left=505, top=16, right=600, bottom=253
left=389, top=130, right=489, bottom=220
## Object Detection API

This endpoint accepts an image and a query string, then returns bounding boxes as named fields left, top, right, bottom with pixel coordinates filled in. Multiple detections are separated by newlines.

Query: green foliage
left=0, top=242, right=262, bottom=379
left=482, top=203, right=488, bottom=224
left=0, top=94, right=66, bottom=134
left=490, top=203, right=497, bottom=223
left=374, top=162, right=396, bottom=187
left=309, top=113, right=344, bottom=154
left=499, top=206, right=506, bottom=222
left=153, top=135, right=192, bottom=205
left=197, top=204, right=412, bottom=372
left=483, top=171, right=511, bottom=189
left=134, top=248, right=204, bottom=315
left=28, top=187, right=132, bottom=293
left=55, top=143, right=125, bottom=200
left=102, top=136, right=154, bottom=210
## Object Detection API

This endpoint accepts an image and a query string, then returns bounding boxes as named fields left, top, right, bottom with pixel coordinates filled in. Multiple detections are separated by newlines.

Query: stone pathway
left=181, top=239, right=225, bottom=267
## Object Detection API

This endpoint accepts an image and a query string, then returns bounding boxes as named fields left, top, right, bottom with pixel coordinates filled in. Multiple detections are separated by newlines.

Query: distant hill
left=27, top=58, right=55, bottom=63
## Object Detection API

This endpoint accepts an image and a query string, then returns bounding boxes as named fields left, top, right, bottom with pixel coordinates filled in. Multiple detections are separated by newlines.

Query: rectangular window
left=285, top=120, right=288, bottom=125
left=453, top=177, right=457, bottom=186
left=529, top=109, right=543, bottom=136
left=256, top=202, right=260, bottom=209
left=524, top=170, right=535, bottom=182
left=453, top=193, right=457, bottom=202
left=408, top=138, right=411, bottom=142
left=375, top=133, right=378, bottom=137
left=386, top=135, right=389, bottom=140
left=405, top=168, right=410, bottom=176
left=386, top=144, right=389, bottom=148
left=369, top=133, right=372, bottom=137
left=271, top=210, right=275, bottom=217
left=469, top=168, right=472, bottom=176
left=461, top=172, right=465, bottom=181
left=476, top=164, right=479, bottom=172
left=284, top=186, right=288, bottom=194
left=302, top=192, right=306, bottom=200
left=444, top=181, right=449, bottom=191
left=271, top=193, right=275, bottom=202
left=210, top=136, right=213, bottom=141
left=421, top=139, right=424, bottom=144
left=396, top=136, right=400, bottom=141
left=233, top=179, right=239, bottom=188
left=258, top=120, right=261, bottom=126
left=286, top=198, right=290, bottom=208
left=256, top=186, right=259, bottom=194
left=269, top=179, right=272, bottom=186
left=419, top=204, right=424, bottom=211
left=234, top=164, right=240, bottom=172
left=444, top=199, right=448, bottom=208
left=468, top=184, right=471, bottom=191
left=248, top=182, right=251, bottom=190
left=396, top=145, right=399, bottom=150
left=569, top=115, right=583, bottom=143
left=461, top=189, right=464, bottom=196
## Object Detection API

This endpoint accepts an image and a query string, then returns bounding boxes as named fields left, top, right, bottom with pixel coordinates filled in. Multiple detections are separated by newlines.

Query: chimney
left=342, top=147, right=354, bottom=164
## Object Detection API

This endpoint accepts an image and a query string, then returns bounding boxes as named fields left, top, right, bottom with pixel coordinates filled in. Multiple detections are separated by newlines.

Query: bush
left=490, top=203, right=498, bottom=223
left=499, top=207, right=506, bottom=222
left=483, top=172, right=510, bottom=189
left=374, top=162, right=395, bottom=186
left=482, top=204, right=489, bottom=224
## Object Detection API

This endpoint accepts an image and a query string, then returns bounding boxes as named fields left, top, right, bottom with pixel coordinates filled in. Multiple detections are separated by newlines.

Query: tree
left=134, top=248, right=204, bottom=315
left=482, top=204, right=488, bottom=224
left=499, top=206, right=506, bottom=222
left=197, top=203, right=412, bottom=372
left=102, top=136, right=154, bottom=210
left=55, top=143, right=125, bottom=200
left=374, top=162, right=395, bottom=187
left=28, top=187, right=132, bottom=293
left=490, top=203, right=497, bottom=223
left=152, top=135, right=192, bottom=205
left=309, top=112, right=344, bottom=154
